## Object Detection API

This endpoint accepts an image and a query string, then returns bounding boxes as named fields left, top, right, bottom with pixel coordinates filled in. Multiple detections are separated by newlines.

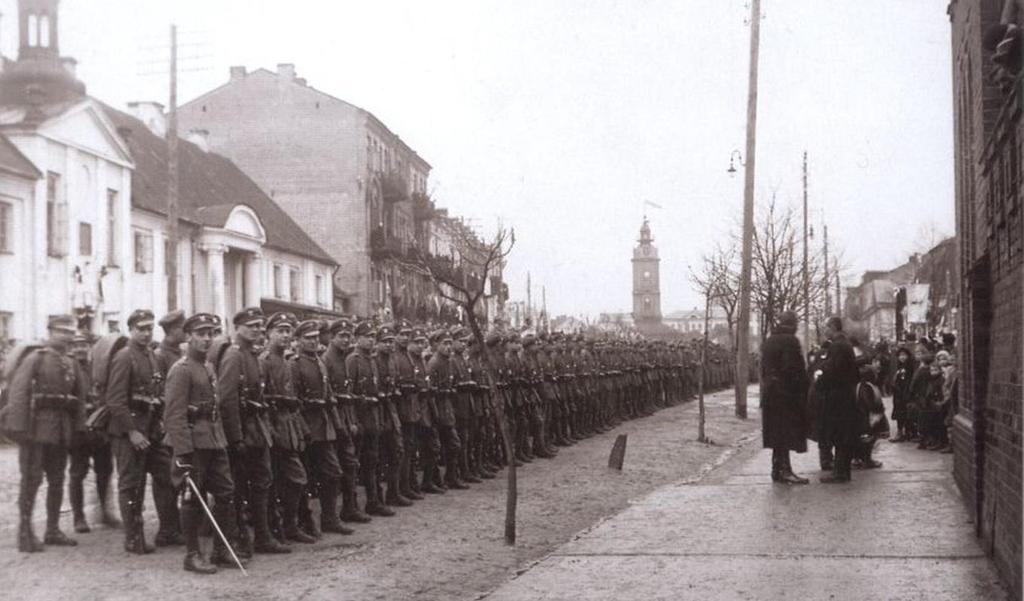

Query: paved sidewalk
left=484, top=431, right=1008, bottom=601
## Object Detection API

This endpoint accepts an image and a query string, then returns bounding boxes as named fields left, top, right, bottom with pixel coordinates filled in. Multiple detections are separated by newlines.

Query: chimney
left=229, top=65, right=246, bottom=81
left=126, top=101, right=166, bottom=137
left=186, top=128, right=210, bottom=152
left=277, top=63, right=295, bottom=81
left=295, top=77, right=307, bottom=86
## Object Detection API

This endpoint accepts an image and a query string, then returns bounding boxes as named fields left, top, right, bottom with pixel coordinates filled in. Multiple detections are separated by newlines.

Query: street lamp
left=727, top=150, right=745, bottom=176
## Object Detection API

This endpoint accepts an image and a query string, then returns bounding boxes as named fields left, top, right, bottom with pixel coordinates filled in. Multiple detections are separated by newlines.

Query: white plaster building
left=0, top=0, right=336, bottom=344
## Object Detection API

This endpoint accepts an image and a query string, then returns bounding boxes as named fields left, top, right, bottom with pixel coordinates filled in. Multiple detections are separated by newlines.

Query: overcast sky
left=1, top=0, right=955, bottom=317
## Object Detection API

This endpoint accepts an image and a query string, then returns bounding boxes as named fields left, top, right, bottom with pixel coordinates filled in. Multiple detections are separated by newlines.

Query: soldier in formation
left=1, top=309, right=737, bottom=572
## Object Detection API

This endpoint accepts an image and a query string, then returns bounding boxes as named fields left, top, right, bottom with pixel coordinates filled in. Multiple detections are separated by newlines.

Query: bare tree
left=396, top=224, right=520, bottom=544
left=748, top=195, right=834, bottom=339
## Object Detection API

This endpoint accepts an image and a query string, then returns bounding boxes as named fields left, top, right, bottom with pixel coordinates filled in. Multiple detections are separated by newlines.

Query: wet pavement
left=483, top=429, right=1009, bottom=601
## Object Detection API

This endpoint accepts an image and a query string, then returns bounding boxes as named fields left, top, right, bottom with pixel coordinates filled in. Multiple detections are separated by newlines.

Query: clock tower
left=632, top=218, right=662, bottom=324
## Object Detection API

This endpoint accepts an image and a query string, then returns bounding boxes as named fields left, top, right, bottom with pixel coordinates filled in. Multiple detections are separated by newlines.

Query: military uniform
left=1, top=315, right=86, bottom=551
left=449, top=328, right=483, bottom=483
left=164, top=312, right=239, bottom=574
left=425, top=330, right=466, bottom=490
left=346, top=322, right=396, bottom=515
left=66, top=335, right=118, bottom=533
left=260, top=312, right=313, bottom=544
left=373, top=325, right=409, bottom=507
left=215, top=307, right=288, bottom=555
left=389, top=323, right=426, bottom=499
left=408, top=329, right=443, bottom=494
left=106, top=309, right=180, bottom=552
left=321, top=320, right=367, bottom=525
left=290, top=320, right=350, bottom=535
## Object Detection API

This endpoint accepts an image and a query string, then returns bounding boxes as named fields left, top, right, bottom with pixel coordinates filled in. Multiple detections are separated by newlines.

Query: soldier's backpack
left=86, top=334, right=128, bottom=432
left=0, top=342, right=44, bottom=436
left=207, top=335, right=234, bottom=377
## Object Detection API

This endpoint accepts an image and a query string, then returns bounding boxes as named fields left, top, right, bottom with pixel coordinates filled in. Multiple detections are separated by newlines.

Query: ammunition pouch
left=301, top=398, right=329, bottom=409
left=242, top=399, right=269, bottom=416
left=266, top=394, right=302, bottom=412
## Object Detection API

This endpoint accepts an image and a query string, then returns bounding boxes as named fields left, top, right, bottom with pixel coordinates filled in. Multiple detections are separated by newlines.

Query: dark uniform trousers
left=67, top=434, right=114, bottom=514
left=171, top=448, right=235, bottom=554
left=111, top=436, right=175, bottom=533
left=378, top=398, right=404, bottom=498
left=19, top=442, right=68, bottom=525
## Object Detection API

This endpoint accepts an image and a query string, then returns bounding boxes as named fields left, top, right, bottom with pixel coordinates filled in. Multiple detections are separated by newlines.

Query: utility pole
left=734, top=0, right=761, bottom=420
left=526, top=272, right=532, bottom=326
left=834, top=256, right=841, bottom=316
left=166, top=24, right=180, bottom=311
left=541, top=285, right=547, bottom=331
left=802, top=151, right=810, bottom=348
left=823, top=223, right=831, bottom=316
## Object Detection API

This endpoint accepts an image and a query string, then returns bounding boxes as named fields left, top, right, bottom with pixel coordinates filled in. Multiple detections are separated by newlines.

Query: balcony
left=412, top=192, right=438, bottom=222
left=381, top=170, right=410, bottom=204
left=369, top=227, right=407, bottom=261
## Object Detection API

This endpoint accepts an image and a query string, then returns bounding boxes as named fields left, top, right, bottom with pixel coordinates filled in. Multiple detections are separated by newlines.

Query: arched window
left=27, top=14, right=38, bottom=47
left=39, top=14, right=50, bottom=47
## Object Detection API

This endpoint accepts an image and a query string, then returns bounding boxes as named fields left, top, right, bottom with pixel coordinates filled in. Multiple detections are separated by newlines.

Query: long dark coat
left=816, top=332, right=861, bottom=447
left=760, top=325, right=810, bottom=452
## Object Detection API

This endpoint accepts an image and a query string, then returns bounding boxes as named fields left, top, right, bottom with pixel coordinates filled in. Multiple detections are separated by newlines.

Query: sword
left=176, top=460, right=248, bottom=576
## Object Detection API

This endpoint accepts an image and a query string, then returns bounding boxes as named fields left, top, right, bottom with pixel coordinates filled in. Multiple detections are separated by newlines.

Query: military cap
left=506, top=330, right=521, bottom=343
left=412, top=328, right=429, bottom=342
left=295, top=319, right=321, bottom=338
left=451, top=326, right=472, bottom=340
left=353, top=320, right=375, bottom=338
left=485, top=330, right=502, bottom=347
left=158, top=309, right=185, bottom=330
left=127, top=309, right=155, bottom=329
left=429, top=329, right=453, bottom=345
left=377, top=323, right=396, bottom=340
left=328, top=317, right=353, bottom=335
left=396, top=320, right=414, bottom=335
left=183, top=313, right=218, bottom=333
left=233, top=306, right=265, bottom=327
left=47, top=314, right=77, bottom=333
left=266, top=312, right=297, bottom=331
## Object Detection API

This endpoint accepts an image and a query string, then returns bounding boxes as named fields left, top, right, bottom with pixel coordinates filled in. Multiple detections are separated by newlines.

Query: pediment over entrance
left=224, top=204, right=266, bottom=242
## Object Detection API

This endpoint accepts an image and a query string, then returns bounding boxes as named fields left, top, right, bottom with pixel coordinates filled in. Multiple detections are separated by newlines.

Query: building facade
left=0, top=0, right=335, bottom=345
left=948, top=0, right=1022, bottom=597
left=177, top=64, right=435, bottom=317
left=632, top=218, right=661, bottom=324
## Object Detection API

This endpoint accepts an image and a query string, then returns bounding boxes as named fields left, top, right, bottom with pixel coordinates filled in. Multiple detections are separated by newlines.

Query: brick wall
left=949, top=1, right=1023, bottom=598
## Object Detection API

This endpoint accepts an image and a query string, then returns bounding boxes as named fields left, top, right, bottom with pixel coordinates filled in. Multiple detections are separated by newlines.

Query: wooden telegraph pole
left=802, top=151, right=810, bottom=346
left=823, top=223, right=831, bottom=316
left=166, top=24, right=180, bottom=310
left=698, top=287, right=713, bottom=443
left=734, top=0, right=761, bottom=419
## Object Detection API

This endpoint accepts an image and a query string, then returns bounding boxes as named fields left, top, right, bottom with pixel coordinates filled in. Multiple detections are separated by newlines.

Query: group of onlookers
left=761, top=311, right=958, bottom=485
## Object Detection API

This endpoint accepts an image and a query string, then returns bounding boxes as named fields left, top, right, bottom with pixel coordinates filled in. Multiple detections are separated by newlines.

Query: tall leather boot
left=17, top=486, right=44, bottom=553
left=252, top=492, right=291, bottom=553
left=340, top=473, right=372, bottom=522
left=459, top=437, right=482, bottom=484
left=95, top=470, right=121, bottom=528
left=153, top=479, right=184, bottom=547
left=43, top=481, right=77, bottom=546
left=281, top=484, right=316, bottom=544
left=320, top=479, right=354, bottom=534
left=211, top=503, right=249, bottom=569
left=69, top=476, right=90, bottom=533
left=385, top=466, right=413, bottom=507
left=364, top=471, right=395, bottom=517
left=181, top=504, right=217, bottom=574
left=818, top=444, right=834, bottom=472
left=121, top=491, right=154, bottom=554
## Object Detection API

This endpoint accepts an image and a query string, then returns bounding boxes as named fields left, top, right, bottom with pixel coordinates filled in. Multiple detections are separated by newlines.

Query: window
left=79, top=222, right=92, bottom=256
left=0, top=202, right=11, bottom=253
left=46, top=172, right=67, bottom=257
left=39, top=15, right=50, bottom=47
left=106, top=189, right=118, bottom=266
left=27, top=15, right=37, bottom=47
left=0, top=311, right=11, bottom=345
left=133, top=229, right=153, bottom=273
left=289, top=267, right=301, bottom=302
left=273, top=264, right=284, bottom=299
left=315, top=275, right=325, bottom=307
